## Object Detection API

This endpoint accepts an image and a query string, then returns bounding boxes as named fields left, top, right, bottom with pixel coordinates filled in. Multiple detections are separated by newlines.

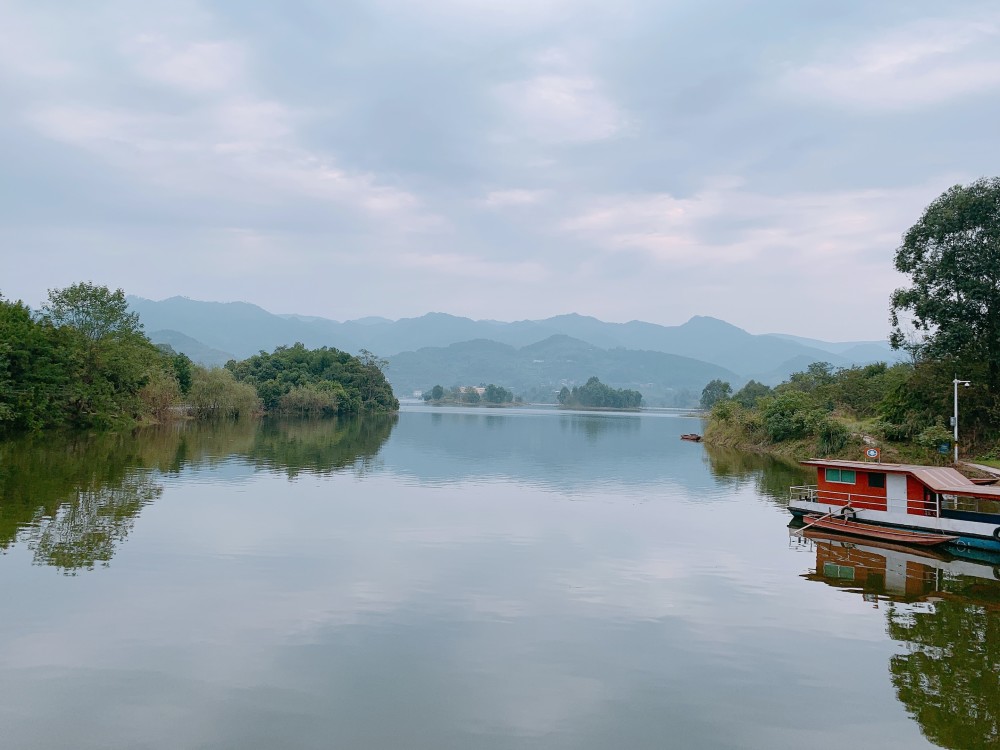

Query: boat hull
left=789, top=501, right=1000, bottom=552
left=801, top=514, right=957, bottom=547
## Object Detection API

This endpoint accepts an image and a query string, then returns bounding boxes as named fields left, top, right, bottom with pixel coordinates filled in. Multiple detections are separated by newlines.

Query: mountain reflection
left=0, top=415, right=397, bottom=572
left=798, top=534, right=1000, bottom=749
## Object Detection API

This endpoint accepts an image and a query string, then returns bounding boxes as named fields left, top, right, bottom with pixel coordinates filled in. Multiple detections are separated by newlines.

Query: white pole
left=953, top=377, right=970, bottom=464
left=954, top=377, right=959, bottom=464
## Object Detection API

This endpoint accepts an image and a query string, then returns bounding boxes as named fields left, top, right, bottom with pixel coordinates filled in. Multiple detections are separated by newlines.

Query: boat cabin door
left=886, top=473, right=906, bottom=505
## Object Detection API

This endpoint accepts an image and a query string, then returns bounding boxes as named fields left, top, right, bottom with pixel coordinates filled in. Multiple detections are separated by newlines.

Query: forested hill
left=129, top=296, right=898, bottom=384
left=386, top=335, right=740, bottom=406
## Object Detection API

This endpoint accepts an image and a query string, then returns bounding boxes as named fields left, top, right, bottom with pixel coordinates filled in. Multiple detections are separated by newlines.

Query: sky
left=1, top=0, right=998, bottom=341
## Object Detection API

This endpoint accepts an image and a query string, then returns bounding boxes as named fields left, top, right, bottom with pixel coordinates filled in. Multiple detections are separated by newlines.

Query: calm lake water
left=1, top=404, right=997, bottom=750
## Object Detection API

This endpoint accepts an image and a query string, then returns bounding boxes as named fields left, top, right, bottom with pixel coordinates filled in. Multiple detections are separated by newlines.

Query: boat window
left=868, top=472, right=886, bottom=488
left=822, top=563, right=855, bottom=580
left=825, top=468, right=856, bottom=484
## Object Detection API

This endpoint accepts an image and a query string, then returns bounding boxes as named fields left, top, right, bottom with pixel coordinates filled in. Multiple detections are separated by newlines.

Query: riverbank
left=703, top=416, right=996, bottom=479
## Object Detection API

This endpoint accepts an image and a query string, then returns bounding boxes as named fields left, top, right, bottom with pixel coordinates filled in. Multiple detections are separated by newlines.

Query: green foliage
left=139, top=368, right=181, bottom=421
left=483, top=384, right=513, bottom=404
left=890, top=177, right=1000, bottom=390
left=171, top=353, right=193, bottom=395
left=762, top=391, right=825, bottom=442
left=189, top=368, right=261, bottom=419
left=815, top=417, right=852, bottom=456
left=779, top=361, right=836, bottom=394
left=277, top=382, right=347, bottom=416
left=0, top=297, right=75, bottom=430
left=915, top=421, right=953, bottom=458
left=700, top=379, right=732, bottom=409
left=732, top=379, right=771, bottom=408
left=430, top=384, right=445, bottom=401
left=560, top=377, right=642, bottom=409
left=1, top=286, right=177, bottom=432
left=41, top=282, right=142, bottom=342
left=225, top=343, right=398, bottom=414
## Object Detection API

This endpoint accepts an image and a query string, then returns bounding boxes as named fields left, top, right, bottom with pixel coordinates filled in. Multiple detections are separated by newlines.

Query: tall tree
left=890, top=178, right=1000, bottom=388
left=41, top=282, right=142, bottom=342
left=700, top=379, right=732, bottom=409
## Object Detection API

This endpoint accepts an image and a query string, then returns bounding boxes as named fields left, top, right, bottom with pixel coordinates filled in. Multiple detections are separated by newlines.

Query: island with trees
left=422, top=383, right=520, bottom=406
left=701, top=177, right=1000, bottom=465
left=0, top=282, right=397, bottom=434
left=558, top=377, right=642, bottom=410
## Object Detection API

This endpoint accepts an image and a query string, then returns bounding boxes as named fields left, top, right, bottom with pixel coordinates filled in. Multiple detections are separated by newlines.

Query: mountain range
left=129, top=296, right=901, bottom=405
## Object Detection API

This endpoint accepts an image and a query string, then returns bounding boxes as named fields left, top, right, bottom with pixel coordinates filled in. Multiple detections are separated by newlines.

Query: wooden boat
left=680, top=433, right=702, bottom=442
left=799, top=526, right=953, bottom=562
left=788, top=458, right=1000, bottom=552
left=802, top=514, right=958, bottom=547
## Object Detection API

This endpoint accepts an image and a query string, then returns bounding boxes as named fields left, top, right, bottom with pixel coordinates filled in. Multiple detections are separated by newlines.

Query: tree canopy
left=225, top=343, right=398, bottom=414
left=890, top=177, right=1000, bottom=388
left=558, top=377, right=642, bottom=409
left=700, top=379, right=732, bottom=409
left=41, top=282, right=142, bottom=342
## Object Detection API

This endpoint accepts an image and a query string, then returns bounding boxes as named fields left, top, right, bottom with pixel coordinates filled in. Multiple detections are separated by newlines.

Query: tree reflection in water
left=703, top=444, right=812, bottom=504
left=887, top=593, right=1000, bottom=749
left=0, top=415, right=397, bottom=573
left=803, top=536, right=1000, bottom=749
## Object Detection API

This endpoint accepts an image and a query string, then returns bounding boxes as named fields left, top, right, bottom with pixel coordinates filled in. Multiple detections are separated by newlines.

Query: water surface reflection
left=796, top=533, right=1000, bottom=749
left=0, top=415, right=396, bottom=572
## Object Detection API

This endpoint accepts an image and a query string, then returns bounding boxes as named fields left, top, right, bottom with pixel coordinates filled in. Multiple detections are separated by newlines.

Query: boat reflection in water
left=792, top=526, right=1000, bottom=750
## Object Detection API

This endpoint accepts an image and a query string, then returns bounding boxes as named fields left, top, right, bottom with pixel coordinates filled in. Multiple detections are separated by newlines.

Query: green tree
left=189, top=367, right=261, bottom=419
left=762, top=391, right=823, bottom=442
left=226, top=343, right=398, bottom=414
left=483, top=384, right=513, bottom=404
left=890, top=177, right=1000, bottom=389
left=431, top=384, right=445, bottom=401
left=700, top=379, right=732, bottom=409
left=732, top=380, right=771, bottom=408
left=41, top=282, right=142, bottom=342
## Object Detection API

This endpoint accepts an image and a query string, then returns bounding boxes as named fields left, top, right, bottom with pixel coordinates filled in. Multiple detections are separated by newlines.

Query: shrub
left=816, top=418, right=852, bottom=455
left=762, top=391, right=824, bottom=442
left=189, top=368, right=262, bottom=419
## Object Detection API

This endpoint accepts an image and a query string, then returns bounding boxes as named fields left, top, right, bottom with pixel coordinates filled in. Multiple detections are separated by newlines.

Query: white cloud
left=494, top=74, right=628, bottom=144
left=126, top=35, right=248, bottom=94
left=482, top=189, right=550, bottom=208
left=397, top=252, right=548, bottom=282
left=781, top=15, right=1000, bottom=110
left=560, top=180, right=946, bottom=273
left=17, top=12, right=434, bottom=229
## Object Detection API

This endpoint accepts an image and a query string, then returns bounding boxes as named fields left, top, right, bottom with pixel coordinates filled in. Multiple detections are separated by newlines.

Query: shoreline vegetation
left=701, top=177, right=1000, bottom=474
left=701, top=361, right=998, bottom=474
left=0, top=283, right=398, bottom=435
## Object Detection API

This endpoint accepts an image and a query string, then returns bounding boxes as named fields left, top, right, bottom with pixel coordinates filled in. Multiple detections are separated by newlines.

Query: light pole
left=953, top=377, right=971, bottom=463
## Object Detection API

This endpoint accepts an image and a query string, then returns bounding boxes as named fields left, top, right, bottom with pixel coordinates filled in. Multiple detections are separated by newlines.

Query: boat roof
left=802, top=458, right=1000, bottom=498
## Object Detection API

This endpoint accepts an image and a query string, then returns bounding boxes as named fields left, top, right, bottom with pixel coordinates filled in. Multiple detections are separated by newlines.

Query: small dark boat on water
left=680, top=433, right=702, bottom=442
left=801, top=514, right=958, bottom=548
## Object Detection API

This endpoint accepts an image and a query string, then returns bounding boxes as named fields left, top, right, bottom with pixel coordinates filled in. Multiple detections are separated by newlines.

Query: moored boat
left=800, top=514, right=957, bottom=547
left=680, top=433, right=702, bottom=442
left=789, top=458, right=1000, bottom=552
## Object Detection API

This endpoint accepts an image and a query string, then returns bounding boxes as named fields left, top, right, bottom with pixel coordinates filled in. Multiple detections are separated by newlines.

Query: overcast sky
left=1, top=0, right=998, bottom=340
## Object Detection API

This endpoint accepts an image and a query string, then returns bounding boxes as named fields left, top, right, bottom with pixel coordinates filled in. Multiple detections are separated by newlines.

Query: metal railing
left=789, top=485, right=921, bottom=515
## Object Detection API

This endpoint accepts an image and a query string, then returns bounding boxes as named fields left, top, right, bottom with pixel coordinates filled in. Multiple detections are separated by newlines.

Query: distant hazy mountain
left=764, top=333, right=897, bottom=361
left=128, top=296, right=899, bottom=388
left=148, top=329, right=235, bottom=367
left=387, top=335, right=741, bottom=406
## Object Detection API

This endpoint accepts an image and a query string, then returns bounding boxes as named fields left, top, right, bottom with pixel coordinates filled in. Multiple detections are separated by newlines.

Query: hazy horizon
left=2, top=1, right=997, bottom=340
